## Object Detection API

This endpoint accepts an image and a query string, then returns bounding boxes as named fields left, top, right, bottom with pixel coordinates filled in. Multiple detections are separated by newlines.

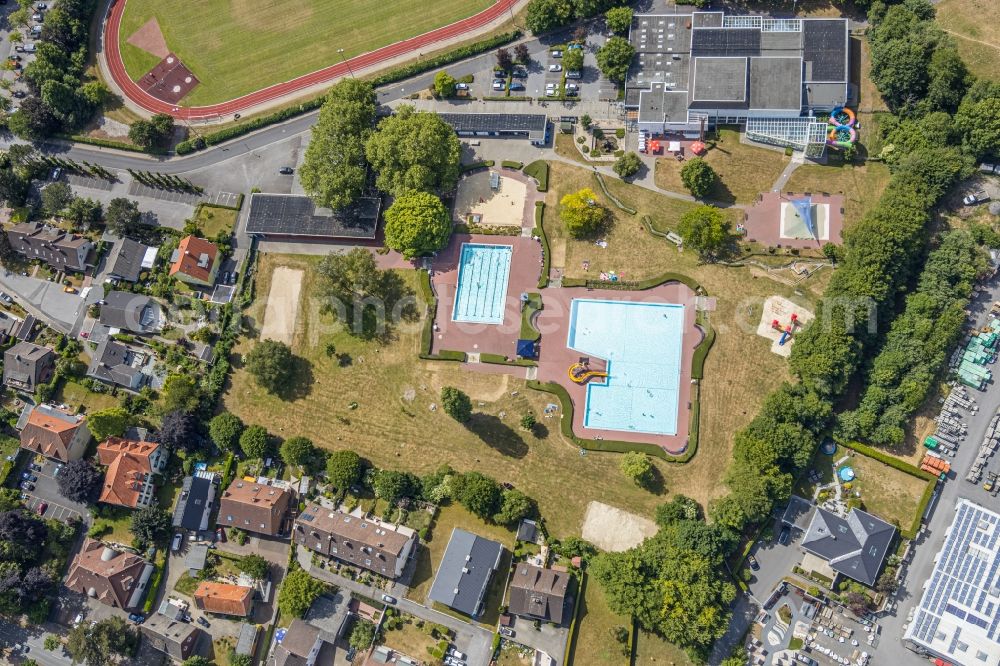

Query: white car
left=171, top=533, right=182, bottom=551
left=548, top=63, right=562, bottom=72
left=23, top=43, right=37, bottom=53
left=550, top=50, right=562, bottom=58
left=72, top=613, right=83, bottom=627
left=492, top=80, right=505, bottom=90
left=566, top=83, right=579, bottom=90
left=455, top=83, right=469, bottom=90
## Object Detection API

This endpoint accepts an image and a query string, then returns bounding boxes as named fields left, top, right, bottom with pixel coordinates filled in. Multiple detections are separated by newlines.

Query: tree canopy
left=326, top=450, right=364, bottom=490
left=441, top=386, right=472, bottom=422
left=158, top=410, right=199, bottom=451
left=56, top=459, right=102, bottom=504
left=454, top=472, right=502, bottom=520
left=596, top=37, right=635, bottom=83
left=209, top=412, right=244, bottom=453
left=679, top=158, right=716, bottom=198
left=605, top=7, right=633, bottom=34
left=87, top=406, right=130, bottom=441
left=128, top=113, right=174, bottom=149
left=278, top=566, right=328, bottom=618
left=678, top=205, right=731, bottom=261
left=237, top=554, right=269, bottom=581
left=383, top=191, right=452, bottom=259
left=245, top=339, right=295, bottom=394
left=613, top=152, right=642, bottom=180
left=364, top=105, right=461, bottom=196
left=434, top=71, right=457, bottom=98
left=559, top=188, right=608, bottom=238
left=619, top=451, right=654, bottom=487
left=105, top=198, right=143, bottom=238
left=130, top=506, right=172, bottom=549
left=280, top=436, right=320, bottom=470
left=66, top=617, right=139, bottom=666
left=240, top=425, right=272, bottom=460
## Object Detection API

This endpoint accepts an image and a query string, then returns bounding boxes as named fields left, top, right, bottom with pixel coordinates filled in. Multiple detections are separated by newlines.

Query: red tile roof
left=169, top=235, right=218, bottom=284
left=19, top=405, right=85, bottom=462
left=194, top=581, right=254, bottom=616
left=97, top=438, right=161, bottom=508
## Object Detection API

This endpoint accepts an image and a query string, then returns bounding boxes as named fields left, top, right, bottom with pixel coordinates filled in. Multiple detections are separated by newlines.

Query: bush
left=524, top=160, right=549, bottom=191
left=501, top=160, right=523, bottom=169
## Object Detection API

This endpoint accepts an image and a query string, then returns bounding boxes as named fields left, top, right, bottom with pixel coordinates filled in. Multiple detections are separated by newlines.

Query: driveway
left=19, top=458, right=88, bottom=525
left=0, top=271, right=96, bottom=335
left=504, top=614, right=568, bottom=664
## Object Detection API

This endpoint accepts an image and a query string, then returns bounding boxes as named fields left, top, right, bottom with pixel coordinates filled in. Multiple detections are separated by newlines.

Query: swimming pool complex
left=452, top=243, right=513, bottom=325
left=567, top=299, right=685, bottom=436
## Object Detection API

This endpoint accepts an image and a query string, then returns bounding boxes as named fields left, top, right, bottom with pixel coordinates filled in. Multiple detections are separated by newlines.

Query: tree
left=280, top=436, right=318, bottom=470
left=678, top=205, right=732, bottom=261
left=209, top=412, right=244, bottom=453
left=56, top=459, right=101, bottom=504
left=383, top=191, right=452, bottom=259
left=619, top=452, right=653, bottom=487
left=87, top=406, right=130, bottom=441
left=605, top=6, right=633, bottom=34
left=240, top=425, right=272, bottom=460
left=349, top=619, right=376, bottom=650
left=454, top=472, right=502, bottom=519
left=373, top=469, right=419, bottom=503
left=128, top=114, right=175, bottom=149
left=8, top=97, right=58, bottom=140
left=41, top=181, right=73, bottom=216
left=563, top=48, right=584, bottom=72
left=514, top=43, right=530, bottom=65
left=0, top=510, right=46, bottom=563
left=105, top=197, right=142, bottom=238
left=441, top=386, right=472, bottom=422
left=158, top=410, right=198, bottom=451
left=229, top=655, right=253, bottom=666
left=66, top=197, right=102, bottom=229
left=655, top=495, right=701, bottom=526
left=130, top=506, right=171, bottom=548
left=0, top=228, right=17, bottom=264
left=679, top=157, right=716, bottom=198
left=245, top=339, right=295, bottom=394
left=433, top=71, right=457, bottom=98
left=559, top=188, right=608, bottom=238
left=300, top=79, right=377, bottom=210
left=43, top=635, right=60, bottom=651
left=237, top=554, right=269, bottom=582
left=613, top=152, right=642, bottom=180
left=326, top=450, right=364, bottom=491
left=956, top=82, right=1000, bottom=160
left=182, top=658, right=212, bottom=666
left=278, top=567, right=327, bottom=618
left=316, top=248, right=409, bottom=339
left=525, top=0, right=573, bottom=34
left=162, top=373, right=202, bottom=413
left=596, top=37, right=635, bottom=83
left=495, top=47, right=513, bottom=72
left=364, top=105, right=461, bottom=196
left=66, top=617, right=138, bottom=666
left=520, top=413, right=536, bottom=431
left=494, top=489, right=534, bottom=525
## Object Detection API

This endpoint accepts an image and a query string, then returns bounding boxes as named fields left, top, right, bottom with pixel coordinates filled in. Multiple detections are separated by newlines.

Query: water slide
left=568, top=363, right=608, bottom=384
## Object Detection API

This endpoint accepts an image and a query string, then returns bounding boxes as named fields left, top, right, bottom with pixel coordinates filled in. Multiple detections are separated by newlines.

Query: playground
left=756, top=295, right=815, bottom=357
left=453, top=171, right=534, bottom=228
left=744, top=192, right=845, bottom=250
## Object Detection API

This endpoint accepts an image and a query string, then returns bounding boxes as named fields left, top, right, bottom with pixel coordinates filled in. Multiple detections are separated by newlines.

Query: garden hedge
left=501, top=160, right=523, bottom=170
left=691, top=321, right=716, bottom=381
left=533, top=202, right=549, bottom=288
left=524, top=161, right=549, bottom=191
left=460, top=160, right=495, bottom=173
left=593, top=172, right=637, bottom=215
left=65, top=134, right=165, bottom=155
left=480, top=352, right=536, bottom=367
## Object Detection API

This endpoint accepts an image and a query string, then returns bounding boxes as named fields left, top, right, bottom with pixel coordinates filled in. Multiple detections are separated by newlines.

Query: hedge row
left=524, top=160, right=549, bottom=191
left=175, top=31, right=520, bottom=155
left=65, top=134, right=166, bottom=155
left=691, top=322, right=715, bottom=381
left=520, top=292, right=542, bottom=342
left=454, top=223, right=521, bottom=236
left=533, top=202, right=550, bottom=288
left=142, top=556, right=167, bottom=613
left=501, top=160, right=524, bottom=169
left=417, top=270, right=437, bottom=357
left=436, top=350, right=468, bottom=362
left=562, top=270, right=700, bottom=292
left=593, top=172, right=637, bottom=215
left=564, top=571, right=588, bottom=666
left=460, top=160, right=495, bottom=173
left=480, top=352, right=536, bottom=367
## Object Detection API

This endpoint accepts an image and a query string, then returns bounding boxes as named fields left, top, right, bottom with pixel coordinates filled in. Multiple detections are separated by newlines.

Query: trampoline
left=820, top=440, right=837, bottom=456
left=838, top=466, right=855, bottom=482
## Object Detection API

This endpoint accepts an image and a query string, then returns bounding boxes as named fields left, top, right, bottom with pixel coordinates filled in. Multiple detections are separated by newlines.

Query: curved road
left=105, top=0, right=519, bottom=120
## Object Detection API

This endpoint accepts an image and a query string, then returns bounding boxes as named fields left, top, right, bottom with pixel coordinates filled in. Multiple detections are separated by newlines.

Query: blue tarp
left=516, top=339, right=537, bottom=358
left=791, top=197, right=816, bottom=239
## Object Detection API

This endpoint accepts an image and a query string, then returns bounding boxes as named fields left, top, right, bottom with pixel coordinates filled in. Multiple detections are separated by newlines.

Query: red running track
left=105, top=0, right=519, bottom=121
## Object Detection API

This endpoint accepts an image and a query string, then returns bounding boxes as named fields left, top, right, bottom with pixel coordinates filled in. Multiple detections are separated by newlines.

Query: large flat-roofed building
left=904, top=499, right=1000, bottom=665
left=626, top=12, right=848, bottom=155
left=438, top=113, right=549, bottom=144
left=244, top=194, right=381, bottom=240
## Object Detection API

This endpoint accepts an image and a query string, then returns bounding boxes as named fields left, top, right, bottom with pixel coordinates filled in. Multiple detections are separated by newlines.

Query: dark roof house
left=801, top=507, right=897, bottom=586
left=106, top=238, right=155, bottom=283
left=427, top=528, right=505, bottom=617
left=245, top=193, right=381, bottom=240
left=141, top=612, right=203, bottom=661
left=86, top=339, right=148, bottom=390
left=217, top=479, right=293, bottom=536
left=172, top=472, right=219, bottom=531
left=268, top=618, right=338, bottom=666
left=3, top=341, right=55, bottom=393
left=6, top=221, right=94, bottom=272
left=508, top=563, right=571, bottom=624
left=99, top=291, right=159, bottom=334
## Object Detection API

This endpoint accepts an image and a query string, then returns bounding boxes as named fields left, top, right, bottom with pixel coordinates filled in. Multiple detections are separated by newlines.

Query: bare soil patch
left=260, top=266, right=303, bottom=344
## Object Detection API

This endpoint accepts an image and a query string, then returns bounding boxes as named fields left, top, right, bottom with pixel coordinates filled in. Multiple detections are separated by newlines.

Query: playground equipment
left=826, top=106, right=857, bottom=150
left=568, top=361, right=608, bottom=384
left=771, top=313, right=800, bottom=346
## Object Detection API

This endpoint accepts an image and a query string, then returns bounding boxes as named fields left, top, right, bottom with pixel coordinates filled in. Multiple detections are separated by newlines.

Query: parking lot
left=18, top=455, right=88, bottom=524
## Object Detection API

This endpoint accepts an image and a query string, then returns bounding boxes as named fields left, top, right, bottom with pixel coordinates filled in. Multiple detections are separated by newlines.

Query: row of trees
left=524, top=0, right=627, bottom=35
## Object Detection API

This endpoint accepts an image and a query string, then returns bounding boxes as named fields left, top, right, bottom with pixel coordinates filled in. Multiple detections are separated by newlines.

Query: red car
left=36, top=502, right=47, bottom=515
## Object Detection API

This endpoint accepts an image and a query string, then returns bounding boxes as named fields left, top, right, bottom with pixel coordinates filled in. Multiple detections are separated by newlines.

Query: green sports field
left=117, top=0, right=494, bottom=106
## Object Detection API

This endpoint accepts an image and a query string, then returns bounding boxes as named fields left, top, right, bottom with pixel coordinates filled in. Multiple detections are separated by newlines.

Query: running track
left=104, top=0, right=520, bottom=120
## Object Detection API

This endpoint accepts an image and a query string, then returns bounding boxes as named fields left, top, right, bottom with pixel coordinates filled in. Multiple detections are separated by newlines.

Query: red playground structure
left=772, top=313, right=800, bottom=346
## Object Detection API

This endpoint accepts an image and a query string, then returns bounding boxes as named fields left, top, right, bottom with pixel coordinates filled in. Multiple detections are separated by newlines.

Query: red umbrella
left=691, top=141, right=707, bottom=155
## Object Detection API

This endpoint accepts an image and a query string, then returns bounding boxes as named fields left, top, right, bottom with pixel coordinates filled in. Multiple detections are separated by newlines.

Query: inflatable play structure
left=568, top=361, right=608, bottom=384
left=826, top=106, right=857, bottom=150
left=771, top=313, right=800, bottom=346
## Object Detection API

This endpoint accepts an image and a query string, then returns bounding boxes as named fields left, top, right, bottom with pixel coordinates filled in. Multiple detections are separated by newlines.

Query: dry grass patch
left=936, top=0, right=1000, bottom=81
left=634, top=629, right=695, bottom=666
left=858, top=37, right=889, bottom=113
left=844, top=452, right=929, bottom=529
left=569, top=574, right=630, bottom=666
left=653, top=129, right=788, bottom=204
left=783, top=162, right=892, bottom=228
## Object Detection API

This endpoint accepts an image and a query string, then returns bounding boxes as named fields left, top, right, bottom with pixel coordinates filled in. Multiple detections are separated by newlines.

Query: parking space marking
left=67, top=174, right=114, bottom=191
left=127, top=181, right=201, bottom=205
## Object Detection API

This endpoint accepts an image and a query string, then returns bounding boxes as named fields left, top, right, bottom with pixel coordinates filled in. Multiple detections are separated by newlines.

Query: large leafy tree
left=619, top=452, right=653, bottom=487
left=130, top=506, right=172, bottom=549
left=158, top=410, right=199, bottom=451
left=494, top=489, right=534, bottom=526
left=433, top=71, right=457, bottom=98
left=66, top=616, right=138, bottom=666
left=300, top=79, right=377, bottom=210
left=209, top=412, right=244, bottom=453
left=105, top=197, right=143, bottom=238
left=525, top=0, right=573, bottom=34
left=454, top=472, right=502, bottom=520
left=41, top=181, right=74, bottom=216
left=956, top=81, right=1000, bottom=160
left=315, top=248, right=414, bottom=339
left=373, top=469, right=420, bottom=504
left=679, top=158, right=716, bottom=198
left=87, top=406, right=130, bottom=441
left=245, top=339, right=295, bottom=394
left=605, top=7, right=633, bottom=34
left=161, top=373, right=202, bottom=413
left=364, top=105, right=461, bottom=196
left=613, top=152, right=642, bottom=180
left=559, top=188, right=608, bottom=238
left=278, top=567, right=328, bottom=618
left=326, top=450, right=364, bottom=491
left=8, top=96, right=58, bottom=140
left=383, top=191, right=452, bottom=259
left=280, top=436, right=319, bottom=470
left=0, top=510, right=46, bottom=564
left=239, top=425, right=272, bottom=460
left=595, top=37, right=635, bottom=83
left=677, top=205, right=731, bottom=261
left=563, top=48, right=584, bottom=72
left=441, top=386, right=472, bottom=422
left=56, top=459, right=102, bottom=504
left=128, top=113, right=174, bottom=149
left=237, top=554, right=269, bottom=581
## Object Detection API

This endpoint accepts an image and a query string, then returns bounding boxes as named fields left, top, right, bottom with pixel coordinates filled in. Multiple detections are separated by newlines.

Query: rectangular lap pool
left=452, top=243, right=513, bottom=325
left=567, top=299, right=685, bottom=436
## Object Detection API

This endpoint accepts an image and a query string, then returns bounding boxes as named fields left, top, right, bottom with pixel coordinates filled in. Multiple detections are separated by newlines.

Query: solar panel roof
left=245, top=194, right=380, bottom=239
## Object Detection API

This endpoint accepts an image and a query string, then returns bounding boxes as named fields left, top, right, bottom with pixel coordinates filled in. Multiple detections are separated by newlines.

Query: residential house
left=18, top=403, right=89, bottom=462
left=217, top=479, right=293, bottom=537
left=293, top=504, right=417, bottom=579
left=86, top=338, right=149, bottom=390
left=6, top=221, right=94, bottom=272
left=141, top=611, right=203, bottom=661
left=508, top=563, right=571, bottom=625
left=194, top=581, right=254, bottom=617
left=106, top=238, right=156, bottom=283
left=14, top=314, right=37, bottom=341
left=800, top=507, right=897, bottom=586
left=169, top=235, right=220, bottom=287
left=96, top=437, right=168, bottom=509
left=64, top=539, right=154, bottom=610
left=99, top=291, right=160, bottom=334
left=3, top=341, right=55, bottom=393
left=268, top=619, right=338, bottom=666
left=172, top=472, right=219, bottom=532
left=427, top=528, right=505, bottom=617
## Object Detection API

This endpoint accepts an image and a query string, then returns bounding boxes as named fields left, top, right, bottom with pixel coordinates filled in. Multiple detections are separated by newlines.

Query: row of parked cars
left=492, top=67, right=529, bottom=93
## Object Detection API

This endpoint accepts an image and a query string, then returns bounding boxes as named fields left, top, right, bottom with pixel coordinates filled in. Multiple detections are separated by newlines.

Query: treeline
left=8, top=0, right=108, bottom=140
left=525, top=0, right=630, bottom=34
left=838, top=230, right=988, bottom=445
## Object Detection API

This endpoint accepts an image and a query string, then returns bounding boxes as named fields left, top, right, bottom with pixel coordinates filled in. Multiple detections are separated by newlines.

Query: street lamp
left=337, top=48, right=355, bottom=79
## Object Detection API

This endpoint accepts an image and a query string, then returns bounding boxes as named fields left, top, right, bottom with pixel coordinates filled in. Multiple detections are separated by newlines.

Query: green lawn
left=936, top=0, right=1000, bottom=81
left=55, top=380, right=121, bottom=415
left=118, top=0, right=494, bottom=105
left=194, top=205, right=238, bottom=239
left=568, top=573, right=629, bottom=666
left=175, top=572, right=199, bottom=596
left=783, top=161, right=892, bottom=229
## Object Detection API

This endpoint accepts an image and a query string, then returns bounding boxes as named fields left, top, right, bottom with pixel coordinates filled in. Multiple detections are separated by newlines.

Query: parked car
left=512, top=68, right=527, bottom=78
left=35, top=502, right=46, bottom=515
left=8, top=55, right=20, bottom=62
left=20, top=481, right=33, bottom=491
left=72, top=613, right=83, bottom=627
left=565, top=83, right=579, bottom=91
left=509, top=82, right=525, bottom=91
left=963, top=190, right=990, bottom=206
left=565, top=90, right=579, bottom=97
left=779, top=526, right=791, bottom=545
left=455, top=82, right=469, bottom=90
left=128, top=613, right=144, bottom=624
left=50, top=167, right=62, bottom=180
left=22, top=43, right=36, bottom=53
left=63, top=286, right=77, bottom=294
left=11, top=90, right=24, bottom=99
left=499, top=626, right=515, bottom=637
left=550, top=50, right=562, bottom=58
left=20, top=472, right=37, bottom=482
left=448, top=648, right=466, bottom=659
left=171, top=533, right=183, bottom=552
left=565, top=70, right=582, bottom=79
left=197, top=616, right=210, bottom=627
left=748, top=555, right=760, bottom=571
left=548, top=63, right=562, bottom=72
left=14, top=45, right=24, bottom=53
left=381, top=594, right=396, bottom=604
left=31, top=12, right=43, bottom=22
left=278, top=166, right=293, bottom=175
left=53, top=463, right=62, bottom=476
left=0, top=293, right=11, bottom=304
left=36, top=3, right=49, bottom=9
left=492, top=80, right=505, bottom=91
left=28, top=463, right=40, bottom=472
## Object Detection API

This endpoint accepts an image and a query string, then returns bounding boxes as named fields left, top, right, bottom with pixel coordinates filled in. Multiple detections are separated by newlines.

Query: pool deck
left=429, top=232, right=700, bottom=454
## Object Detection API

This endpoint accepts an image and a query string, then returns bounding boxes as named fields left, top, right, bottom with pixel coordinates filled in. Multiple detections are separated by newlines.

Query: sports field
left=117, top=0, right=495, bottom=106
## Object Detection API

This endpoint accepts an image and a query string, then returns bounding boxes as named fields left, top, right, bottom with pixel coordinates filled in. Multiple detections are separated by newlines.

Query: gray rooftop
left=692, top=57, right=747, bottom=102
left=749, top=57, right=803, bottom=110
left=781, top=495, right=817, bottom=532
left=86, top=339, right=145, bottom=388
left=107, top=238, right=154, bottom=282
left=185, top=543, right=209, bottom=572
left=173, top=473, right=218, bottom=531
left=437, top=113, right=548, bottom=141
left=801, top=507, right=896, bottom=586
left=235, top=623, right=259, bottom=656
left=99, top=291, right=158, bottom=333
left=245, top=194, right=380, bottom=239
left=427, top=528, right=504, bottom=617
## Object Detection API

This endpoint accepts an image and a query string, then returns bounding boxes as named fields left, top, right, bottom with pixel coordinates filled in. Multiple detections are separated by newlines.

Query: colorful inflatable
left=826, top=106, right=857, bottom=150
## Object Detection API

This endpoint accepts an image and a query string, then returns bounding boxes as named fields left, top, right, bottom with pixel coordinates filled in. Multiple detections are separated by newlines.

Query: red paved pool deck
left=429, top=234, right=700, bottom=454
left=743, top=191, right=845, bottom=249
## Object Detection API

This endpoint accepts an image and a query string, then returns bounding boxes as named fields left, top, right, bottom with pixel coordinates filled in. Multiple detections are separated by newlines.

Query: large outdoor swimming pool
left=451, top=243, right=513, bottom=325
left=567, top=299, right=685, bottom=436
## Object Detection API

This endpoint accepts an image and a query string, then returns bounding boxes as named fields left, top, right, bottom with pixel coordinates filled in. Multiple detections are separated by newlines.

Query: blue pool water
left=452, top=243, right=513, bottom=324
left=567, top=299, right=685, bottom=436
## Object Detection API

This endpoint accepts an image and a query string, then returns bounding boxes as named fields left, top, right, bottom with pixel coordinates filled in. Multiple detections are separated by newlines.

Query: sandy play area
left=260, top=266, right=303, bottom=344
left=755, top=295, right=815, bottom=357
left=581, top=501, right=658, bottom=552
left=454, top=171, right=528, bottom=227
